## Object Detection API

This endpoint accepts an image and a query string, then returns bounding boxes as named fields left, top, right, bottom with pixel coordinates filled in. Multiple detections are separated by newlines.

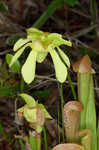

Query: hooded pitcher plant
left=9, top=28, right=71, bottom=83
left=64, top=101, right=83, bottom=143
left=72, top=55, right=97, bottom=150
left=52, top=143, right=84, bottom=150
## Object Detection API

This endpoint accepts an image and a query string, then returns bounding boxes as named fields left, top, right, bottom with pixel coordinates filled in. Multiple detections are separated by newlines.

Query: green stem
left=90, top=0, right=97, bottom=38
left=20, top=77, right=24, bottom=93
left=37, top=137, right=41, bottom=150
left=59, top=83, right=65, bottom=143
left=67, top=74, right=77, bottom=100
left=43, top=126, right=48, bottom=150
left=57, top=95, right=60, bottom=144
left=33, top=0, right=63, bottom=28
left=19, top=139, right=25, bottom=150
left=97, top=118, right=99, bottom=150
left=90, top=0, right=97, bottom=23
left=0, top=123, right=10, bottom=142
left=29, top=133, right=41, bottom=150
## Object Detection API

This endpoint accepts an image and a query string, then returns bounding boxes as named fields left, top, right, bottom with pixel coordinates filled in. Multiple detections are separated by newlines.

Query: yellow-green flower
left=18, top=93, right=52, bottom=133
left=10, top=28, right=72, bottom=83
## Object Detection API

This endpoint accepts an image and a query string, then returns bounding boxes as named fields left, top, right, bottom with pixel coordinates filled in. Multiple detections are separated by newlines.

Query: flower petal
left=26, top=28, right=43, bottom=35
left=36, top=51, right=48, bottom=63
left=17, top=106, right=24, bottom=113
left=32, top=41, right=45, bottom=52
left=14, top=39, right=30, bottom=51
left=10, top=47, right=25, bottom=67
left=52, top=39, right=72, bottom=48
left=22, top=50, right=37, bottom=84
left=24, top=106, right=37, bottom=123
left=47, top=33, right=62, bottom=40
left=50, top=50, right=67, bottom=83
left=10, top=43, right=32, bottom=67
left=57, top=47, right=70, bottom=68
left=19, top=93, right=36, bottom=107
left=38, top=104, right=52, bottom=119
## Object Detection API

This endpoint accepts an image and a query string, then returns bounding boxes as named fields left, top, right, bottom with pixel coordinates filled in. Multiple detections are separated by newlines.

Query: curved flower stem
left=90, top=0, right=97, bottom=41
left=97, top=118, right=99, bottom=150
left=59, top=83, right=65, bottom=143
left=67, top=73, right=77, bottom=100
left=0, top=123, right=10, bottom=143
left=90, top=0, right=97, bottom=23
left=19, top=139, right=25, bottom=150
left=43, top=126, right=48, bottom=150
left=57, top=95, right=60, bottom=144
left=33, top=0, right=63, bottom=28
left=20, top=77, right=25, bottom=93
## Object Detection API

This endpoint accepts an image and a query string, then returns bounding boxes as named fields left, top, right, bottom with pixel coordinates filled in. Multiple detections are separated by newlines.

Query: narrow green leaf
left=86, top=76, right=97, bottom=150
left=32, top=0, right=63, bottom=28
left=64, top=0, right=79, bottom=7
left=22, top=51, right=37, bottom=83
left=19, top=93, right=36, bottom=107
left=97, top=118, right=99, bottom=150
left=0, top=2, right=8, bottom=15
left=50, top=49, right=67, bottom=83
left=6, top=54, right=21, bottom=73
